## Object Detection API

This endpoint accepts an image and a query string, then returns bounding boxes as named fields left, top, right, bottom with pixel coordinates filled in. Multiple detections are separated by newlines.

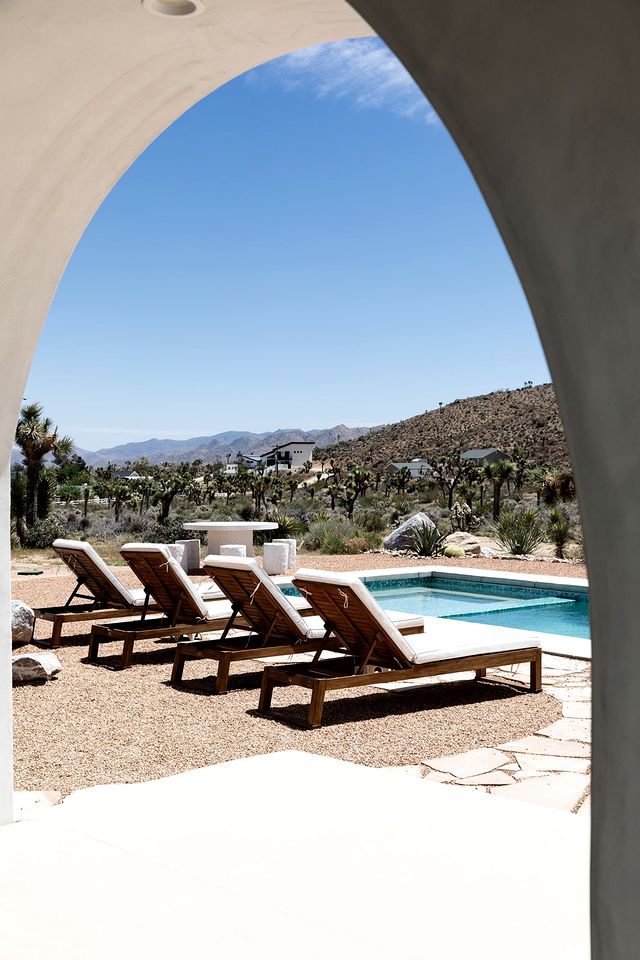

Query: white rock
left=425, top=747, right=510, bottom=779
left=383, top=512, right=435, bottom=551
left=490, top=773, right=590, bottom=813
left=563, top=701, right=591, bottom=720
left=12, top=652, right=62, bottom=684
left=453, top=771, right=515, bottom=786
left=514, top=753, right=590, bottom=774
left=443, top=532, right=482, bottom=556
left=537, top=718, right=591, bottom=744
left=499, top=735, right=590, bottom=758
left=11, top=600, right=34, bottom=645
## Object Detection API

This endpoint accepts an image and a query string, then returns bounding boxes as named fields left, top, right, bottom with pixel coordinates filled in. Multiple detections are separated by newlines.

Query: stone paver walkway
left=377, top=654, right=592, bottom=814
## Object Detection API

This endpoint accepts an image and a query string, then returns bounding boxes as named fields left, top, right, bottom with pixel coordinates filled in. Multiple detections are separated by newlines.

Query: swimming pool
left=365, top=575, right=590, bottom=640
left=279, top=568, right=590, bottom=657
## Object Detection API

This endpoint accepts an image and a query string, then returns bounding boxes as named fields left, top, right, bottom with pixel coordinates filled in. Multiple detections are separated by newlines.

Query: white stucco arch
left=3, top=2, right=640, bottom=955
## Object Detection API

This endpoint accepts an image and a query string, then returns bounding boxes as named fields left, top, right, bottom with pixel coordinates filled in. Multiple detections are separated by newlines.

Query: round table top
left=183, top=521, right=278, bottom=531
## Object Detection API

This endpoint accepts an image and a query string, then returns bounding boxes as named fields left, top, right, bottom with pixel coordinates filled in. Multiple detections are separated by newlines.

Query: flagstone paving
left=419, top=655, right=592, bottom=814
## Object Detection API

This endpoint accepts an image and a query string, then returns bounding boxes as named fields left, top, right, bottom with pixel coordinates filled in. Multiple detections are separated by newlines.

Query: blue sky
left=25, top=38, right=549, bottom=452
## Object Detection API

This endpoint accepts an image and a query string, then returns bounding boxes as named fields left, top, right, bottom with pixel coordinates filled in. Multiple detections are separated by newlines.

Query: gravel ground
left=11, top=555, right=573, bottom=795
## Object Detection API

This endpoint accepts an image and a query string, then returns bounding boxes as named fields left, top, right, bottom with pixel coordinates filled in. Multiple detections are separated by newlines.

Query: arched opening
left=3, top=1, right=640, bottom=956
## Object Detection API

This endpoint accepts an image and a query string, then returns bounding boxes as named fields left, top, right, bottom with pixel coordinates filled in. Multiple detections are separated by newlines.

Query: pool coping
left=275, top=564, right=591, bottom=662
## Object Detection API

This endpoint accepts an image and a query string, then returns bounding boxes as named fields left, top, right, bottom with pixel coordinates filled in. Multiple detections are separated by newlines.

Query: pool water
left=365, top=577, right=590, bottom=640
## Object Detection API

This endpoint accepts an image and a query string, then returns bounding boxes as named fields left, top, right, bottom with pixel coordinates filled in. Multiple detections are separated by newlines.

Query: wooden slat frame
left=259, top=647, right=543, bottom=729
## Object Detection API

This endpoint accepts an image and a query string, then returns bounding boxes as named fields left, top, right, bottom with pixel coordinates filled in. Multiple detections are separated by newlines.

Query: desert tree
left=14, top=402, right=74, bottom=526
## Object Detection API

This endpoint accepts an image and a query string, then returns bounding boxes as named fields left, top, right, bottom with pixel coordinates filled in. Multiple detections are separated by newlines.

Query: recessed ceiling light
left=142, top=0, right=204, bottom=18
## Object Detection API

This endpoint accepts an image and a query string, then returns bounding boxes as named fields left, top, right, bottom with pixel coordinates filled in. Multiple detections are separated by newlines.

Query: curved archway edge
left=2, top=2, right=639, bottom=955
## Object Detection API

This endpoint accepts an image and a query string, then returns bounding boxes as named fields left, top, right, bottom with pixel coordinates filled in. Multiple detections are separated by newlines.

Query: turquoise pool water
left=365, top=576, right=590, bottom=640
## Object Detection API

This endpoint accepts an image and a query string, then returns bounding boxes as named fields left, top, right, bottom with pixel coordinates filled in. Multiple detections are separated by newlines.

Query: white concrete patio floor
left=2, top=750, right=588, bottom=959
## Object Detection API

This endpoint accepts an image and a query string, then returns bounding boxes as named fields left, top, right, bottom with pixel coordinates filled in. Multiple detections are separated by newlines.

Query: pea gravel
left=12, top=555, right=568, bottom=795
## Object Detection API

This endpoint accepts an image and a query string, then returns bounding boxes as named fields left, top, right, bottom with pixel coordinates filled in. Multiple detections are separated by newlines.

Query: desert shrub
left=322, top=533, right=348, bottom=554
left=409, top=521, right=448, bottom=557
left=304, top=517, right=357, bottom=551
left=357, top=509, right=387, bottom=533
left=443, top=545, right=465, bottom=558
left=21, top=516, right=64, bottom=548
left=491, top=507, right=544, bottom=555
left=547, top=507, right=572, bottom=559
left=268, top=512, right=304, bottom=539
left=238, top=502, right=259, bottom=521
left=343, top=536, right=368, bottom=554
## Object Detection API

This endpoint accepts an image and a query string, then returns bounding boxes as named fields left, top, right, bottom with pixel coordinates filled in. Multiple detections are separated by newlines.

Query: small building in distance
left=387, top=458, right=432, bottom=479
left=461, top=447, right=509, bottom=466
left=259, top=440, right=315, bottom=474
left=114, top=468, right=142, bottom=481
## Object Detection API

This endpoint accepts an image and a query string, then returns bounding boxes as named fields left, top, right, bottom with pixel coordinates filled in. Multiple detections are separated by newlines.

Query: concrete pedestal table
left=183, top=522, right=277, bottom=558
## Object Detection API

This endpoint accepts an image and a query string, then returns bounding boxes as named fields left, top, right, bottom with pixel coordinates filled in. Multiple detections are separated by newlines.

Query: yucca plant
left=491, top=506, right=544, bottom=555
left=547, top=507, right=572, bottom=558
left=409, top=520, right=447, bottom=557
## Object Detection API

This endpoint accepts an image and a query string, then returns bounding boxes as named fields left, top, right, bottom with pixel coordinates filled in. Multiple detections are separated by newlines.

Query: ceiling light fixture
left=142, top=0, right=204, bottom=19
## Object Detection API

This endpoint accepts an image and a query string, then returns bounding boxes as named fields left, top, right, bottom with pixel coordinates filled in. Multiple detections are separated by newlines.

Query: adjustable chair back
left=292, top=569, right=415, bottom=669
left=120, top=543, right=209, bottom=625
left=203, top=555, right=315, bottom=644
left=54, top=538, right=137, bottom=608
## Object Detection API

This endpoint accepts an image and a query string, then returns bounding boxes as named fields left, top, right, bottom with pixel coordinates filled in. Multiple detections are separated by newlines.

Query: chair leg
left=171, top=647, right=187, bottom=684
left=475, top=668, right=487, bottom=680
left=530, top=651, right=542, bottom=692
left=49, top=618, right=63, bottom=649
left=307, top=681, right=327, bottom=729
left=87, top=630, right=100, bottom=661
left=214, top=654, right=231, bottom=695
left=120, top=637, right=135, bottom=670
left=259, top=668, right=276, bottom=713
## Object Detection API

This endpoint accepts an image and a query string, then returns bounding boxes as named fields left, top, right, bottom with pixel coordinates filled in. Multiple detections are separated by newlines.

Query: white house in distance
left=257, top=440, right=315, bottom=474
left=387, top=458, right=432, bottom=479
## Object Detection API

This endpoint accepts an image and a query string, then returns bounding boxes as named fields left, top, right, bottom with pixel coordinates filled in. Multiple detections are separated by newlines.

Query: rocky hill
left=316, top=384, right=569, bottom=468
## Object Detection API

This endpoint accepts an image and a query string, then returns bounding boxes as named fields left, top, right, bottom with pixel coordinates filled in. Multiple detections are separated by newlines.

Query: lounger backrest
left=53, top=538, right=135, bottom=608
left=203, top=555, right=312, bottom=642
left=120, top=543, right=209, bottom=622
left=293, top=569, right=415, bottom=667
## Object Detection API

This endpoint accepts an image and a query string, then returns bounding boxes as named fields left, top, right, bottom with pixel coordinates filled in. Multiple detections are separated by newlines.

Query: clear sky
left=25, top=38, right=550, bottom=453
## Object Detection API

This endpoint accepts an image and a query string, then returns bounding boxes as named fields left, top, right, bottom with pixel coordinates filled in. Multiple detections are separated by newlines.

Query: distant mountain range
left=316, top=383, right=569, bottom=468
left=10, top=424, right=377, bottom=468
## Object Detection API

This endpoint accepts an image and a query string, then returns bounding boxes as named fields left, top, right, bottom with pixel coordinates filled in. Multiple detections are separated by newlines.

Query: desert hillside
left=316, top=384, right=569, bottom=468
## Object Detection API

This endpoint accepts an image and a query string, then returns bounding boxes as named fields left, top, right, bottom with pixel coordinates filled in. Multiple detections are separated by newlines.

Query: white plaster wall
left=3, top=1, right=640, bottom=955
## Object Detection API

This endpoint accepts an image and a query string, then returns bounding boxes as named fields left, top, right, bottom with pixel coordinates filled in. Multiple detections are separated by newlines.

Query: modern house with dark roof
left=461, top=448, right=509, bottom=466
left=387, top=458, right=432, bottom=478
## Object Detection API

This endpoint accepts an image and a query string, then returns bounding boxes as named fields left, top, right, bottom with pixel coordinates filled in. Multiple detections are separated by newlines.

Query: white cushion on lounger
left=122, top=543, right=210, bottom=619
left=404, top=618, right=542, bottom=665
left=294, top=567, right=418, bottom=663
left=54, top=538, right=136, bottom=606
left=203, top=555, right=316, bottom=640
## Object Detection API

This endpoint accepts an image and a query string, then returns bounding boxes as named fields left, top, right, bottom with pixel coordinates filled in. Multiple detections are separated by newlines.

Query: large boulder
left=11, top=600, right=35, bottom=645
left=384, top=512, right=436, bottom=551
left=12, top=652, right=62, bottom=684
left=443, top=532, right=483, bottom=556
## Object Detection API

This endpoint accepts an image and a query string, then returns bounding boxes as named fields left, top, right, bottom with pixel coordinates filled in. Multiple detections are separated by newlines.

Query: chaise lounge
left=87, top=543, right=240, bottom=669
left=172, top=555, right=425, bottom=694
left=258, top=568, right=543, bottom=729
left=32, top=539, right=222, bottom=647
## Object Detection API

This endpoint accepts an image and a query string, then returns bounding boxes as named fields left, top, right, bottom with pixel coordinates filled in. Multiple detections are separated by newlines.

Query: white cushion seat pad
left=407, top=617, right=542, bottom=665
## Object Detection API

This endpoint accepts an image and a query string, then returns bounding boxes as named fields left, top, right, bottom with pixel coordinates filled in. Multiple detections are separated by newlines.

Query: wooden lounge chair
left=258, top=568, right=543, bottom=729
left=172, top=555, right=425, bottom=694
left=32, top=539, right=222, bottom=648
left=88, top=543, right=240, bottom=669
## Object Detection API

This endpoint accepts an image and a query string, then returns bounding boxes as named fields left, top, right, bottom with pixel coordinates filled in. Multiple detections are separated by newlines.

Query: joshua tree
left=287, top=476, right=298, bottom=502
left=429, top=451, right=464, bottom=509
left=484, top=459, right=517, bottom=520
left=394, top=466, right=412, bottom=495
left=303, top=460, right=313, bottom=474
left=15, top=402, right=74, bottom=526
